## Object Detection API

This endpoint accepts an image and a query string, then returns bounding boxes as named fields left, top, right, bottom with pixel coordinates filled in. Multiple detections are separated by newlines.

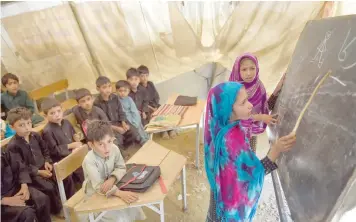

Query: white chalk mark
left=338, top=28, right=356, bottom=70
left=314, top=75, right=321, bottom=84
left=330, top=75, right=346, bottom=86
left=311, top=30, right=333, bottom=68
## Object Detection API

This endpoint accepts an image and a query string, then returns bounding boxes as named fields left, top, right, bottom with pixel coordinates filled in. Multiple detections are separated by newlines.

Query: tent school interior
left=1, top=1, right=356, bottom=222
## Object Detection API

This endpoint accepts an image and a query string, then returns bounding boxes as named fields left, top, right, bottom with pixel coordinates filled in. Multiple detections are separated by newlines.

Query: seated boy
left=1, top=150, right=51, bottom=222
left=6, top=107, right=63, bottom=216
left=71, top=88, right=109, bottom=135
left=126, top=68, right=150, bottom=126
left=137, top=65, right=176, bottom=139
left=116, top=80, right=149, bottom=144
left=1, top=105, right=15, bottom=140
left=94, top=76, right=142, bottom=148
left=82, top=120, right=146, bottom=221
left=1, top=73, right=44, bottom=125
left=137, top=65, right=160, bottom=112
left=41, top=97, right=85, bottom=189
left=1, top=118, right=16, bottom=140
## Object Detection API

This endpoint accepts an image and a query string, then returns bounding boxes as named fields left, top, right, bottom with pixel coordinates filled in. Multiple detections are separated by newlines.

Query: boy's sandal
left=169, top=130, right=177, bottom=139
left=161, top=131, right=169, bottom=140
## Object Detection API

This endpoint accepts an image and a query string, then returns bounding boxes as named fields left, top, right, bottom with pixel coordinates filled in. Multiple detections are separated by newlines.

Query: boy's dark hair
left=6, top=107, right=32, bottom=126
left=126, top=68, right=140, bottom=79
left=137, top=65, right=149, bottom=75
left=2, top=73, right=19, bottom=86
left=86, top=120, right=114, bottom=142
left=115, top=80, right=130, bottom=90
left=41, top=97, right=61, bottom=115
left=75, top=88, right=91, bottom=102
left=96, top=76, right=111, bottom=87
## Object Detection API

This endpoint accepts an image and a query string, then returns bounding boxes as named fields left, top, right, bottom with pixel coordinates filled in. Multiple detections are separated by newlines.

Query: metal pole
left=68, top=2, right=102, bottom=77
left=272, top=170, right=289, bottom=222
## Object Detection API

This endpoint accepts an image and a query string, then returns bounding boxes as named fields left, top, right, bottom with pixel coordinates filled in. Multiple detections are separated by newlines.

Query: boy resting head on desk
left=82, top=120, right=146, bottom=222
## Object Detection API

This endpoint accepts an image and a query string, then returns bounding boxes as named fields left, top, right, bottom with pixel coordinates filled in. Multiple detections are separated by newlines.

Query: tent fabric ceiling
left=1, top=1, right=328, bottom=93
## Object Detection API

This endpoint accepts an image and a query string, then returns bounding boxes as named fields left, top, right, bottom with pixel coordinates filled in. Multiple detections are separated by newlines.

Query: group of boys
left=1, top=65, right=177, bottom=221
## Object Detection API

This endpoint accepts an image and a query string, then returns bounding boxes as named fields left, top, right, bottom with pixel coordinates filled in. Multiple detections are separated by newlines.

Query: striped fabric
left=152, top=104, right=188, bottom=117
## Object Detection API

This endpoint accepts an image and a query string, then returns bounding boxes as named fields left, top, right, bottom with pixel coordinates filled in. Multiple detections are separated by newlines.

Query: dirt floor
left=53, top=128, right=283, bottom=222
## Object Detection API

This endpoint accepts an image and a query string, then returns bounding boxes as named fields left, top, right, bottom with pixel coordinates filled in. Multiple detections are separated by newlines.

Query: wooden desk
left=73, top=140, right=187, bottom=222
left=146, top=94, right=206, bottom=168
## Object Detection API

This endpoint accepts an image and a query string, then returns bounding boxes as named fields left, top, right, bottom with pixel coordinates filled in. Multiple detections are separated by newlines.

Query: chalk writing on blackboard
left=290, top=55, right=305, bottom=76
left=311, top=30, right=333, bottom=68
left=338, top=28, right=356, bottom=70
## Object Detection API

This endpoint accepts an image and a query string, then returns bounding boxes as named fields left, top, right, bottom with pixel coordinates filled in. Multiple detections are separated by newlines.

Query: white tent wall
left=1, top=1, right=328, bottom=94
left=155, top=62, right=214, bottom=103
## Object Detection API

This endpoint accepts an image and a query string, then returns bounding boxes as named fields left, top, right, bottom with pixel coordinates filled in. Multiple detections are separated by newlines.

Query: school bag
left=117, top=164, right=166, bottom=193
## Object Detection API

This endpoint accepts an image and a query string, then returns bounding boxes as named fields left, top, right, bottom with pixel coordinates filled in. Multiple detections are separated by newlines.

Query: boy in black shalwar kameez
left=6, top=107, right=63, bottom=216
left=94, top=76, right=141, bottom=148
left=126, top=68, right=150, bottom=126
left=137, top=65, right=177, bottom=139
left=41, top=97, right=84, bottom=193
left=1, top=150, right=51, bottom=222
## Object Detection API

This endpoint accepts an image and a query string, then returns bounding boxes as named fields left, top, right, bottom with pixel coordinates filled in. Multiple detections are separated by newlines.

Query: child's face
left=139, top=73, right=149, bottom=85
left=231, top=88, right=253, bottom=121
left=89, top=134, right=115, bottom=158
left=117, top=86, right=129, bottom=98
left=127, top=76, right=140, bottom=90
left=5, top=78, right=19, bottom=95
left=78, top=95, right=94, bottom=111
left=11, top=118, right=32, bottom=137
left=239, top=58, right=257, bottom=83
left=46, top=106, right=63, bottom=124
left=97, top=83, right=112, bottom=98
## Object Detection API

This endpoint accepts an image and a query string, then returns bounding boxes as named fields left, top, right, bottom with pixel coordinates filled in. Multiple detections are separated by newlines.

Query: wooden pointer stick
left=292, top=70, right=332, bottom=133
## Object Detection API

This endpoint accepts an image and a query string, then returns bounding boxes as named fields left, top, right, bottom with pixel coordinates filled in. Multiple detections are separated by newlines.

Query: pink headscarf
left=229, top=53, right=269, bottom=138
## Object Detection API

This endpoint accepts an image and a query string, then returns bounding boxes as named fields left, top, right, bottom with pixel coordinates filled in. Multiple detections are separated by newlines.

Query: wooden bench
left=1, top=113, right=83, bottom=149
left=0, top=120, right=48, bottom=149
left=29, top=79, right=73, bottom=113
left=54, top=145, right=89, bottom=222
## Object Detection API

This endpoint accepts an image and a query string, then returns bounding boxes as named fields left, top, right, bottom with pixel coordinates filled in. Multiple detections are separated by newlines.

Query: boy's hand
left=15, top=184, right=30, bottom=200
left=38, top=170, right=52, bottom=178
left=73, top=133, right=82, bottom=142
left=148, top=106, right=157, bottom=112
left=122, top=122, right=130, bottom=131
left=1, top=196, right=26, bottom=206
left=44, top=162, right=53, bottom=171
left=100, top=177, right=116, bottom=193
left=117, top=190, right=139, bottom=204
left=115, top=127, right=126, bottom=135
left=142, top=112, right=147, bottom=120
left=68, top=142, right=83, bottom=150
left=1, top=131, right=4, bottom=140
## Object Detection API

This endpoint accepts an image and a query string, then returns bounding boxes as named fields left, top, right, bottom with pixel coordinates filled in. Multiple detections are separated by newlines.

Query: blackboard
left=269, top=15, right=356, bottom=222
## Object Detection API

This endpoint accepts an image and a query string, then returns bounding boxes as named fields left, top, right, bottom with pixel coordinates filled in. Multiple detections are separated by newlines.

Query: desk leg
left=149, top=133, right=153, bottom=140
left=160, top=200, right=165, bottom=222
left=181, top=165, right=187, bottom=212
left=195, top=123, right=200, bottom=168
left=89, top=213, right=95, bottom=222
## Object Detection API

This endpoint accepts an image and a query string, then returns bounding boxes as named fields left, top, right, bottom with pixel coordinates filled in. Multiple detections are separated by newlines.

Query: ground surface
left=53, top=129, right=283, bottom=222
